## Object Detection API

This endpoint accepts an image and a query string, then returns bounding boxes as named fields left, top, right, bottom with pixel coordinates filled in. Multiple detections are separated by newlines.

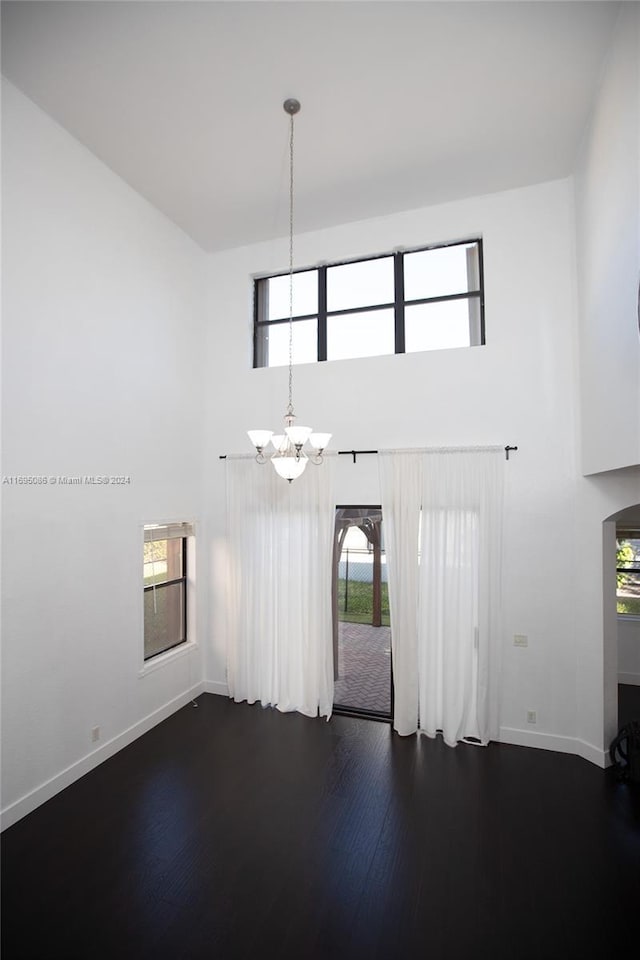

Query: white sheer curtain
left=377, top=453, right=421, bottom=736
left=225, top=455, right=336, bottom=719
left=380, top=448, right=504, bottom=745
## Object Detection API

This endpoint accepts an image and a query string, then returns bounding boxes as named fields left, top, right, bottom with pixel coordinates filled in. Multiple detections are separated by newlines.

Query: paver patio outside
left=334, top=621, right=391, bottom=715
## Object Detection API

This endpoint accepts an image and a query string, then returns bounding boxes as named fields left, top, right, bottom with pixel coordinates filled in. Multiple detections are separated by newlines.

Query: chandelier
left=247, top=99, right=331, bottom=482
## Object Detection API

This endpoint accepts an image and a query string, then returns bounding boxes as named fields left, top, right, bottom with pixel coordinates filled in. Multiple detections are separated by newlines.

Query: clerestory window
left=253, top=239, right=484, bottom=368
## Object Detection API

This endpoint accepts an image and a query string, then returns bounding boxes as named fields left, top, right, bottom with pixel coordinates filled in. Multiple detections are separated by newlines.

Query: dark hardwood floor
left=2, top=693, right=639, bottom=960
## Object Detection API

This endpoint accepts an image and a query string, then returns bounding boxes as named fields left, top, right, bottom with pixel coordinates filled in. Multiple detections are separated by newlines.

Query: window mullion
left=478, top=238, right=486, bottom=345
left=394, top=252, right=405, bottom=354
left=318, top=267, right=327, bottom=361
left=182, top=537, right=187, bottom=644
left=253, top=280, right=261, bottom=368
left=144, top=576, right=185, bottom=592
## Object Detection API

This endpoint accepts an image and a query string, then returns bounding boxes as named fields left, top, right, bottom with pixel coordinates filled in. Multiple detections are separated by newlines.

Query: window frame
left=333, top=504, right=393, bottom=722
left=143, top=526, right=190, bottom=663
left=253, top=238, right=485, bottom=368
left=616, top=529, right=640, bottom=619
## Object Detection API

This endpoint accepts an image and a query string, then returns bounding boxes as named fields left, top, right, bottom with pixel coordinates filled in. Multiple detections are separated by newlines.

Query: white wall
left=574, top=2, right=640, bottom=476
left=1, top=83, right=207, bottom=827
left=571, top=1, right=640, bottom=751
left=203, top=175, right=635, bottom=766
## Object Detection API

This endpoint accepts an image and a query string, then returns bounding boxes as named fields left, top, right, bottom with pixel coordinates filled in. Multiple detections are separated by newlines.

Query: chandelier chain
left=246, top=98, right=330, bottom=481
left=287, top=110, right=295, bottom=418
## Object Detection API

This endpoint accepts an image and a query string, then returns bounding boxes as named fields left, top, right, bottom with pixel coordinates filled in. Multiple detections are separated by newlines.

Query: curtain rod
left=337, top=446, right=518, bottom=462
left=220, top=446, right=518, bottom=462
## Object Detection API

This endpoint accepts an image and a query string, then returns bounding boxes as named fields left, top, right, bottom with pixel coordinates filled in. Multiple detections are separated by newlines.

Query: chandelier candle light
left=247, top=99, right=331, bottom=482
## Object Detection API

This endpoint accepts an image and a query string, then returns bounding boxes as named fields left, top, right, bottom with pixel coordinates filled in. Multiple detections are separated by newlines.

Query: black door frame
left=333, top=504, right=393, bottom=722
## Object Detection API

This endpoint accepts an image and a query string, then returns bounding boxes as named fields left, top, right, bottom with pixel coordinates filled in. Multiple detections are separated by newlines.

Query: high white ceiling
left=1, top=1, right=621, bottom=252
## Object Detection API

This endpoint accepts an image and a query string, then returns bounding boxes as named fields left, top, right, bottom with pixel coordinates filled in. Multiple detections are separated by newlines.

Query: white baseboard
left=619, top=672, right=640, bottom=687
left=202, top=680, right=229, bottom=697
left=499, top=726, right=608, bottom=768
left=1, top=681, right=205, bottom=832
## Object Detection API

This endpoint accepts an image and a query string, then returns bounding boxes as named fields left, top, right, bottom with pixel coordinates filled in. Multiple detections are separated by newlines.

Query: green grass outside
left=337, top=577, right=390, bottom=627
left=145, top=575, right=391, bottom=627
left=145, top=570, right=637, bottom=626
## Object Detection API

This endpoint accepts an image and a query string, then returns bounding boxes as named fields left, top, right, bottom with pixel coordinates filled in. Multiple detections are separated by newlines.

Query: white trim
left=144, top=521, right=195, bottom=542
left=202, top=679, right=230, bottom=697
left=0, top=682, right=204, bottom=832
left=498, top=726, right=608, bottom=768
left=142, top=517, right=197, bottom=532
left=619, top=672, right=640, bottom=686
left=138, top=640, right=198, bottom=677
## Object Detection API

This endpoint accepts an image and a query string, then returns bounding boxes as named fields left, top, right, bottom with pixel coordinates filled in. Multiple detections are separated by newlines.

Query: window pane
left=617, top=537, right=640, bottom=616
left=144, top=582, right=185, bottom=659
left=404, top=243, right=479, bottom=301
left=266, top=270, right=317, bottom=321
left=144, top=539, right=167, bottom=585
left=327, top=309, right=394, bottom=361
left=405, top=300, right=475, bottom=353
left=259, top=318, right=317, bottom=367
left=143, top=538, right=183, bottom=584
left=327, top=257, right=394, bottom=312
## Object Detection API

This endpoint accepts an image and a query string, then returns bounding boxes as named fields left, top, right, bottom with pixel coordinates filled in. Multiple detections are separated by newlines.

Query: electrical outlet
left=526, top=711, right=537, bottom=725
left=91, top=726, right=100, bottom=742
left=514, top=634, right=528, bottom=647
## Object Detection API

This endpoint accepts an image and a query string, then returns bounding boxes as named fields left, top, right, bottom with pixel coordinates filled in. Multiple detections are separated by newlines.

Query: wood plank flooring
left=2, top=693, right=639, bottom=960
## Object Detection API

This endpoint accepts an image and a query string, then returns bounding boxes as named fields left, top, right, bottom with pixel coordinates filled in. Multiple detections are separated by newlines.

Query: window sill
left=617, top=614, right=640, bottom=623
left=138, top=640, right=198, bottom=678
